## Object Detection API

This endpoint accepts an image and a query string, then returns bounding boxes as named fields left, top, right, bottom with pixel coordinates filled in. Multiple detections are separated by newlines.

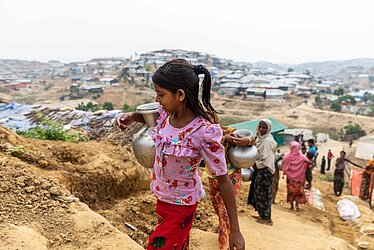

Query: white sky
left=0, top=0, right=373, bottom=63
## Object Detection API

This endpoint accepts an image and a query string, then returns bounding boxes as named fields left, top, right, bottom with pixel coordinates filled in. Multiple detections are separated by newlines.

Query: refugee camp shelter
left=230, top=117, right=288, bottom=145
left=355, top=135, right=374, bottom=160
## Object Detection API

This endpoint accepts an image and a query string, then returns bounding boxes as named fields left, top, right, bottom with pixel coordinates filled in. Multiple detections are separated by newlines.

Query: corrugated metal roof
left=229, top=117, right=288, bottom=134
left=220, top=82, right=241, bottom=88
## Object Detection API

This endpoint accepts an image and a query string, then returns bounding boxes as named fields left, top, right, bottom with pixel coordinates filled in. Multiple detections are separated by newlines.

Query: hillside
left=1, top=121, right=374, bottom=249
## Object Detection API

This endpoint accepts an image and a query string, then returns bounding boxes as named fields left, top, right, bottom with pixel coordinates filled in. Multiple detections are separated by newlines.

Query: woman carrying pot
left=206, top=125, right=245, bottom=250
left=242, top=119, right=277, bottom=226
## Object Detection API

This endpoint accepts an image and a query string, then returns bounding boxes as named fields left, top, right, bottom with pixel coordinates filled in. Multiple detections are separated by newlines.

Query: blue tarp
left=0, top=102, right=124, bottom=133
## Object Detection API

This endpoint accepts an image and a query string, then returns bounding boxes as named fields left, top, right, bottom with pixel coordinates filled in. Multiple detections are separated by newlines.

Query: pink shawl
left=282, top=141, right=309, bottom=182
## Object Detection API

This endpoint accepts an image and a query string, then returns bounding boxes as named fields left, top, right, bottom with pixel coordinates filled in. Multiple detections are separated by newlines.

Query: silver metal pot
left=132, top=102, right=159, bottom=169
left=227, top=129, right=258, bottom=169
left=241, top=167, right=254, bottom=182
left=276, top=159, right=283, bottom=170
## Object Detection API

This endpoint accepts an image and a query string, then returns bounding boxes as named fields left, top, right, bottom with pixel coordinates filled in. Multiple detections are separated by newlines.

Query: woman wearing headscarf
left=282, top=141, right=312, bottom=210
left=242, top=119, right=277, bottom=226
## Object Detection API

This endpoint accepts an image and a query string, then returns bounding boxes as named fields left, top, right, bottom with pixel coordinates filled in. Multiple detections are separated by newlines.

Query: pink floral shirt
left=151, top=107, right=227, bottom=206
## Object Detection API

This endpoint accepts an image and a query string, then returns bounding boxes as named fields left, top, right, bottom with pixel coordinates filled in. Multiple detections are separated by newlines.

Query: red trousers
left=147, top=200, right=198, bottom=250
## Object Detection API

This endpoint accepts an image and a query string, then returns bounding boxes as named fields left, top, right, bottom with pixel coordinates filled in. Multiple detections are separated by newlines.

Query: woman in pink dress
left=282, top=141, right=312, bottom=210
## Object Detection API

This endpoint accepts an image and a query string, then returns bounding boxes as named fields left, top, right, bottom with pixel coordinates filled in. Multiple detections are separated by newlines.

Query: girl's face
left=340, top=152, right=346, bottom=158
left=258, top=121, right=268, bottom=136
left=154, top=84, right=183, bottom=113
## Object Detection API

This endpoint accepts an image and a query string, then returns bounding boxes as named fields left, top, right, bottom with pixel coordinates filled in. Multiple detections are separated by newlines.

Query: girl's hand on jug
left=116, top=113, right=144, bottom=131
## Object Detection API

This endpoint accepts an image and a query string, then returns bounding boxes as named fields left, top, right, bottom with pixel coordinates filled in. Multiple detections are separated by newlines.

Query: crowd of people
left=117, top=59, right=373, bottom=250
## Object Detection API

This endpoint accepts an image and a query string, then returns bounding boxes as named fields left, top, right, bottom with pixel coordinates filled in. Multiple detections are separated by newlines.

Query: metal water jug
left=276, top=159, right=283, bottom=170
left=241, top=167, right=255, bottom=182
left=227, top=129, right=258, bottom=169
left=132, top=102, right=159, bottom=169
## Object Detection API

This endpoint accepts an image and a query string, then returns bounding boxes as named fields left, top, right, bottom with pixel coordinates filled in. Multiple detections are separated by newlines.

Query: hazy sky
left=1, top=0, right=373, bottom=63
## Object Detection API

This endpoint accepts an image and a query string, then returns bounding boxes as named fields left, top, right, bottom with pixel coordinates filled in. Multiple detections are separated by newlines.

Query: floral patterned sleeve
left=200, top=124, right=227, bottom=177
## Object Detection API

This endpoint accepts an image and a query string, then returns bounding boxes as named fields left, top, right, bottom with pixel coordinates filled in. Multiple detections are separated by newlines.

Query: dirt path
left=191, top=211, right=354, bottom=250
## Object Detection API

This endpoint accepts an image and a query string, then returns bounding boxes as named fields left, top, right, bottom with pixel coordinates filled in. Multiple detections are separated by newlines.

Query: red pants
left=147, top=200, right=198, bottom=250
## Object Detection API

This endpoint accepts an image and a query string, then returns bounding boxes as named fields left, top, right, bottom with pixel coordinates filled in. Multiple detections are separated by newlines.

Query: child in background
left=117, top=59, right=244, bottom=250
left=301, top=147, right=307, bottom=155
left=320, top=156, right=326, bottom=174
left=327, top=149, right=334, bottom=171
left=305, top=151, right=314, bottom=190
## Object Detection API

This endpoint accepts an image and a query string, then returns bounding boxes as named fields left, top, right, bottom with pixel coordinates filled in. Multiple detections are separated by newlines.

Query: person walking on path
left=246, top=119, right=277, bottom=226
left=117, top=59, right=244, bottom=250
left=327, top=149, right=334, bottom=171
left=282, top=141, right=312, bottom=211
left=360, top=155, right=374, bottom=201
left=334, top=151, right=361, bottom=196
left=305, top=139, right=317, bottom=190
left=320, top=156, right=326, bottom=174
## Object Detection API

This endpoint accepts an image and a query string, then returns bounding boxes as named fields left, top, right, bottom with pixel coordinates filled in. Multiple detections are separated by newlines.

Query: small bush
left=18, top=113, right=88, bottom=142
left=4, top=145, right=25, bottom=155
left=122, top=104, right=136, bottom=112
left=102, top=102, right=114, bottom=110
left=319, top=173, right=334, bottom=182
left=75, top=102, right=100, bottom=112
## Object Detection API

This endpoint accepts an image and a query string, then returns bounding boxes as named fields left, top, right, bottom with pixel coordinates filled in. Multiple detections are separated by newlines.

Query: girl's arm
left=216, top=174, right=245, bottom=250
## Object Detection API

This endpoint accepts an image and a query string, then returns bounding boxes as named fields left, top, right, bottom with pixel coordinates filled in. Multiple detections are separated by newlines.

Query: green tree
left=102, top=102, right=114, bottom=110
left=305, top=70, right=311, bottom=76
left=287, top=67, right=294, bottom=72
left=118, top=67, right=129, bottom=80
left=142, top=98, right=153, bottom=104
left=75, top=102, right=100, bottom=112
left=343, top=123, right=363, bottom=134
left=75, top=102, right=88, bottom=111
left=315, top=95, right=322, bottom=106
left=338, top=95, right=356, bottom=105
left=330, top=102, right=342, bottom=112
left=333, top=87, right=345, bottom=96
left=363, top=93, right=374, bottom=103
left=122, top=104, right=136, bottom=112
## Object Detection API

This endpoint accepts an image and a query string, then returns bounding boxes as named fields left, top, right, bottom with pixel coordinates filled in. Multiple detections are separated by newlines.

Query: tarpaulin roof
left=229, top=117, right=288, bottom=134
left=0, top=102, right=142, bottom=146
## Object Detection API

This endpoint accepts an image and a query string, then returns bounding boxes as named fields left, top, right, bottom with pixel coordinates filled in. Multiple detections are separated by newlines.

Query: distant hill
left=293, top=58, right=374, bottom=76
left=252, top=61, right=288, bottom=71
left=2, top=55, right=374, bottom=77
left=252, top=58, right=374, bottom=76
